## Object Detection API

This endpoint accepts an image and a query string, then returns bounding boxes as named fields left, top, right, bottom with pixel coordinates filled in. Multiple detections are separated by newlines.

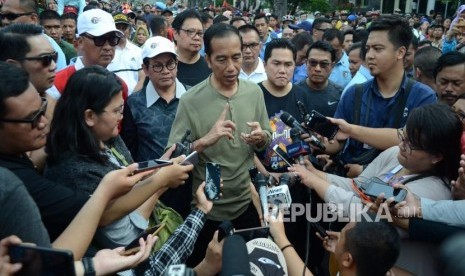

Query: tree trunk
left=273, top=0, right=287, bottom=18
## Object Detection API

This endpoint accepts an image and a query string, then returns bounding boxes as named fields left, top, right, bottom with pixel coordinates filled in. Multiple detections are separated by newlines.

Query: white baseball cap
left=77, top=9, right=123, bottom=37
left=141, top=36, right=177, bottom=60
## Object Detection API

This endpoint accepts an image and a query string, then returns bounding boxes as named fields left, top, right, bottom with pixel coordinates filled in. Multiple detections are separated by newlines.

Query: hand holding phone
left=180, top=151, right=199, bottom=166
left=205, top=162, right=221, bottom=201
left=306, top=110, right=339, bottom=140
left=124, top=224, right=165, bottom=255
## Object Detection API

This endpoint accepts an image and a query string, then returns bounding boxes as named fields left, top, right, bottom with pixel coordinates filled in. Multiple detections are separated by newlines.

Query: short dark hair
left=418, top=40, right=432, bottom=48
left=263, top=38, right=296, bottom=63
left=406, top=103, right=462, bottom=182
left=213, top=15, right=229, bottom=24
left=343, top=29, right=354, bottom=38
left=432, top=24, right=444, bottom=32
left=345, top=220, right=400, bottom=276
left=149, top=16, right=166, bottom=36
left=39, top=9, right=61, bottom=23
left=135, top=15, right=146, bottom=25
left=204, top=23, right=241, bottom=56
left=368, top=15, right=412, bottom=51
left=322, top=28, right=344, bottom=46
left=0, top=62, right=30, bottom=120
left=237, top=24, right=260, bottom=38
left=353, top=29, right=368, bottom=43
left=46, top=66, right=123, bottom=164
left=172, top=9, right=202, bottom=31
left=410, top=35, right=418, bottom=50
left=307, top=40, right=336, bottom=62
left=290, top=32, right=313, bottom=51
left=253, top=13, right=268, bottom=24
left=269, top=14, right=278, bottom=21
left=0, top=24, right=43, bottom=61
left=414, top=46, right=442, bottom=79
left=200, top=12, right=213, bottom=24
left=312, top=17, right=331, bottom=29
left=230, top=16, right=246, bottom=27
left=433, top=51, right=465, bottom=79
left=61, top=12, right=77, bottom=22
left=348, top=41, right=362, bottom=54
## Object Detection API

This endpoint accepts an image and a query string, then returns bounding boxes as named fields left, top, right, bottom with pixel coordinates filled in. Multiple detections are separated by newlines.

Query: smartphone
left=9, top=244, right=75, bottom=276
left=363, top=179, right=408, bottom=204
left=134, top=159, right=173, bottom=173
left=311, top=222, right=328, bottom=238
left=248, top=167, right=258, bottom=183
left=306, top=110, right=339, bottom=140
left=205, top=162, right=221, bottom=201
left=234, top=226, right=270, bottom=242
left=272, top=145, right=293, bottom=167
left=180, top=151, right=199, bottom=166
left=124, top=224, right=165, bottom=255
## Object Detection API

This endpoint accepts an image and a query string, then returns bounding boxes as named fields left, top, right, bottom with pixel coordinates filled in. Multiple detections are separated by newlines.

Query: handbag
left=149, top=201, right=184, bottom=252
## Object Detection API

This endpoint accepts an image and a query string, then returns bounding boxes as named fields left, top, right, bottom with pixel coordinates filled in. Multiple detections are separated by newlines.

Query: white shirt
left=239, top=58, right=267, bottom=84
left=146, top=78, right=187, bottom=108
left=107, top=41, right=143, bottom=95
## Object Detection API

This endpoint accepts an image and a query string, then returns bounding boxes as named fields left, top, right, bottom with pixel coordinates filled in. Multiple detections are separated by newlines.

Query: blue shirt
left=293, top=63, right=307, bottom=84
left=259, top=31, right=277, bottom=60
left=329, top=52, right=352, bottom=89
left=342, top=64, right=373, bottom=95
left=334, top=75, right=437, bottom=163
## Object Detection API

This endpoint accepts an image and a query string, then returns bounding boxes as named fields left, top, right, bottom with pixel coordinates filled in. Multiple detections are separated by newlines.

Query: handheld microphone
left=254, top=173, right=269, bottom=226
left=267, top=174, right=292, bottom=210
left=221, top=235, right=251, bottom=276
left=280, top=112, right=325, bottom=150
left=286, top=128, right=311, bottom=165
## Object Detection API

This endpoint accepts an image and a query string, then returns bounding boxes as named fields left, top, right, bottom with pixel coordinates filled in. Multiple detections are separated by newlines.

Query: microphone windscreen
left=279, top=112, right=294, bottom=125
left=221, top=235, right=251, bottom=276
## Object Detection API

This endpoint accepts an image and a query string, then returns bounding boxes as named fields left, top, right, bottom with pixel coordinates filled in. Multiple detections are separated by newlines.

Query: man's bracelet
left=280, top=244, right=294, bottom=252
left=82, top=257, right=96, bottom=276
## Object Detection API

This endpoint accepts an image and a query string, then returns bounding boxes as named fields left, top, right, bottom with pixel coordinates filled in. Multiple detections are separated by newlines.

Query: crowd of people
left=1, top=0, right=465, bottom=275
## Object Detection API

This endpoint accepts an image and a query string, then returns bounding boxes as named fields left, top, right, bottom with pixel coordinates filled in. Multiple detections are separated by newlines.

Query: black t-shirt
left=177, top=56, right=212, bottom=87
left=296, top=79, right=343, bottom=117
left=0, top=154, right=89, bottom=241
left=257, top=83, right=313, bottom=172
left=0, top=167, right=51, bottom=247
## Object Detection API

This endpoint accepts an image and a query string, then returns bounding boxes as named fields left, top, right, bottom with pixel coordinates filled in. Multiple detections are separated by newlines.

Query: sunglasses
left=22, top=52, right=58, bottom=67
left=0, top=11, right=34, bottom=21
left=0, top=97, right=48, bottom=128
left=307, top=59, right=332, bottom=69
left=80, top=33, right=121, bottom=47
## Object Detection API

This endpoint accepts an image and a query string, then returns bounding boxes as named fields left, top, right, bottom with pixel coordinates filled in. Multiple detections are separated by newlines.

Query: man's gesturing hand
left=202, top=104, right=236, bottom=147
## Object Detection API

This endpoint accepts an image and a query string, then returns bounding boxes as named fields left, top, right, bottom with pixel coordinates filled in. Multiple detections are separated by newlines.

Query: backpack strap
left=352, top=83, right=365, bottom=125
left=391, top=78, right=415, bottom=128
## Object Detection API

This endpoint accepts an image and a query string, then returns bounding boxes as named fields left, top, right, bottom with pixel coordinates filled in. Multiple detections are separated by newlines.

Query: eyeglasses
left=148, top=60, right=177, bottom=72
left=315, top=27, right=331, bottom=32
left=80, top=33, right=121, bottom=47
left=307, top=59, right=332, bottom=69
left=242, top=42, right=260, bottom=51
left=22, top=52, right=58, bottom=67
left=104, top=104, right=124, bottom=116
left=0, top=98, right=47, bottom=128
left=397, top=128, right=420, bottom=154
left=180, top=28, right=204, bottom=38
left=0, top=12, right=34, bottom=21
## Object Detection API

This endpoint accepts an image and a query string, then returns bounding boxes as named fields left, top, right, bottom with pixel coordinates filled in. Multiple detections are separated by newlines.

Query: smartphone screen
left=205, top=162, right=221, bottom=201
left=307, top=110, right=339, bottom=139
left=134, top=159, right=173, bottom=173
left=9, top=244, right=75, bottom=276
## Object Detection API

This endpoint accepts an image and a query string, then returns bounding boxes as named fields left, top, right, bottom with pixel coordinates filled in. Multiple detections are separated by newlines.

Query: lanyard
left=109, top=146, right=129, bottom=167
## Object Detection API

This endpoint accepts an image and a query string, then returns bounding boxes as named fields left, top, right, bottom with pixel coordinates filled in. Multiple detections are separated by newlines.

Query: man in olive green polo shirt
left=168, top=23, right=271, bottom=265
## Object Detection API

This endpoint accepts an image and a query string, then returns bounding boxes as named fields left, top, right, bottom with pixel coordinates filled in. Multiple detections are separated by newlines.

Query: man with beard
left=434, top=51, right=465, bottom=106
